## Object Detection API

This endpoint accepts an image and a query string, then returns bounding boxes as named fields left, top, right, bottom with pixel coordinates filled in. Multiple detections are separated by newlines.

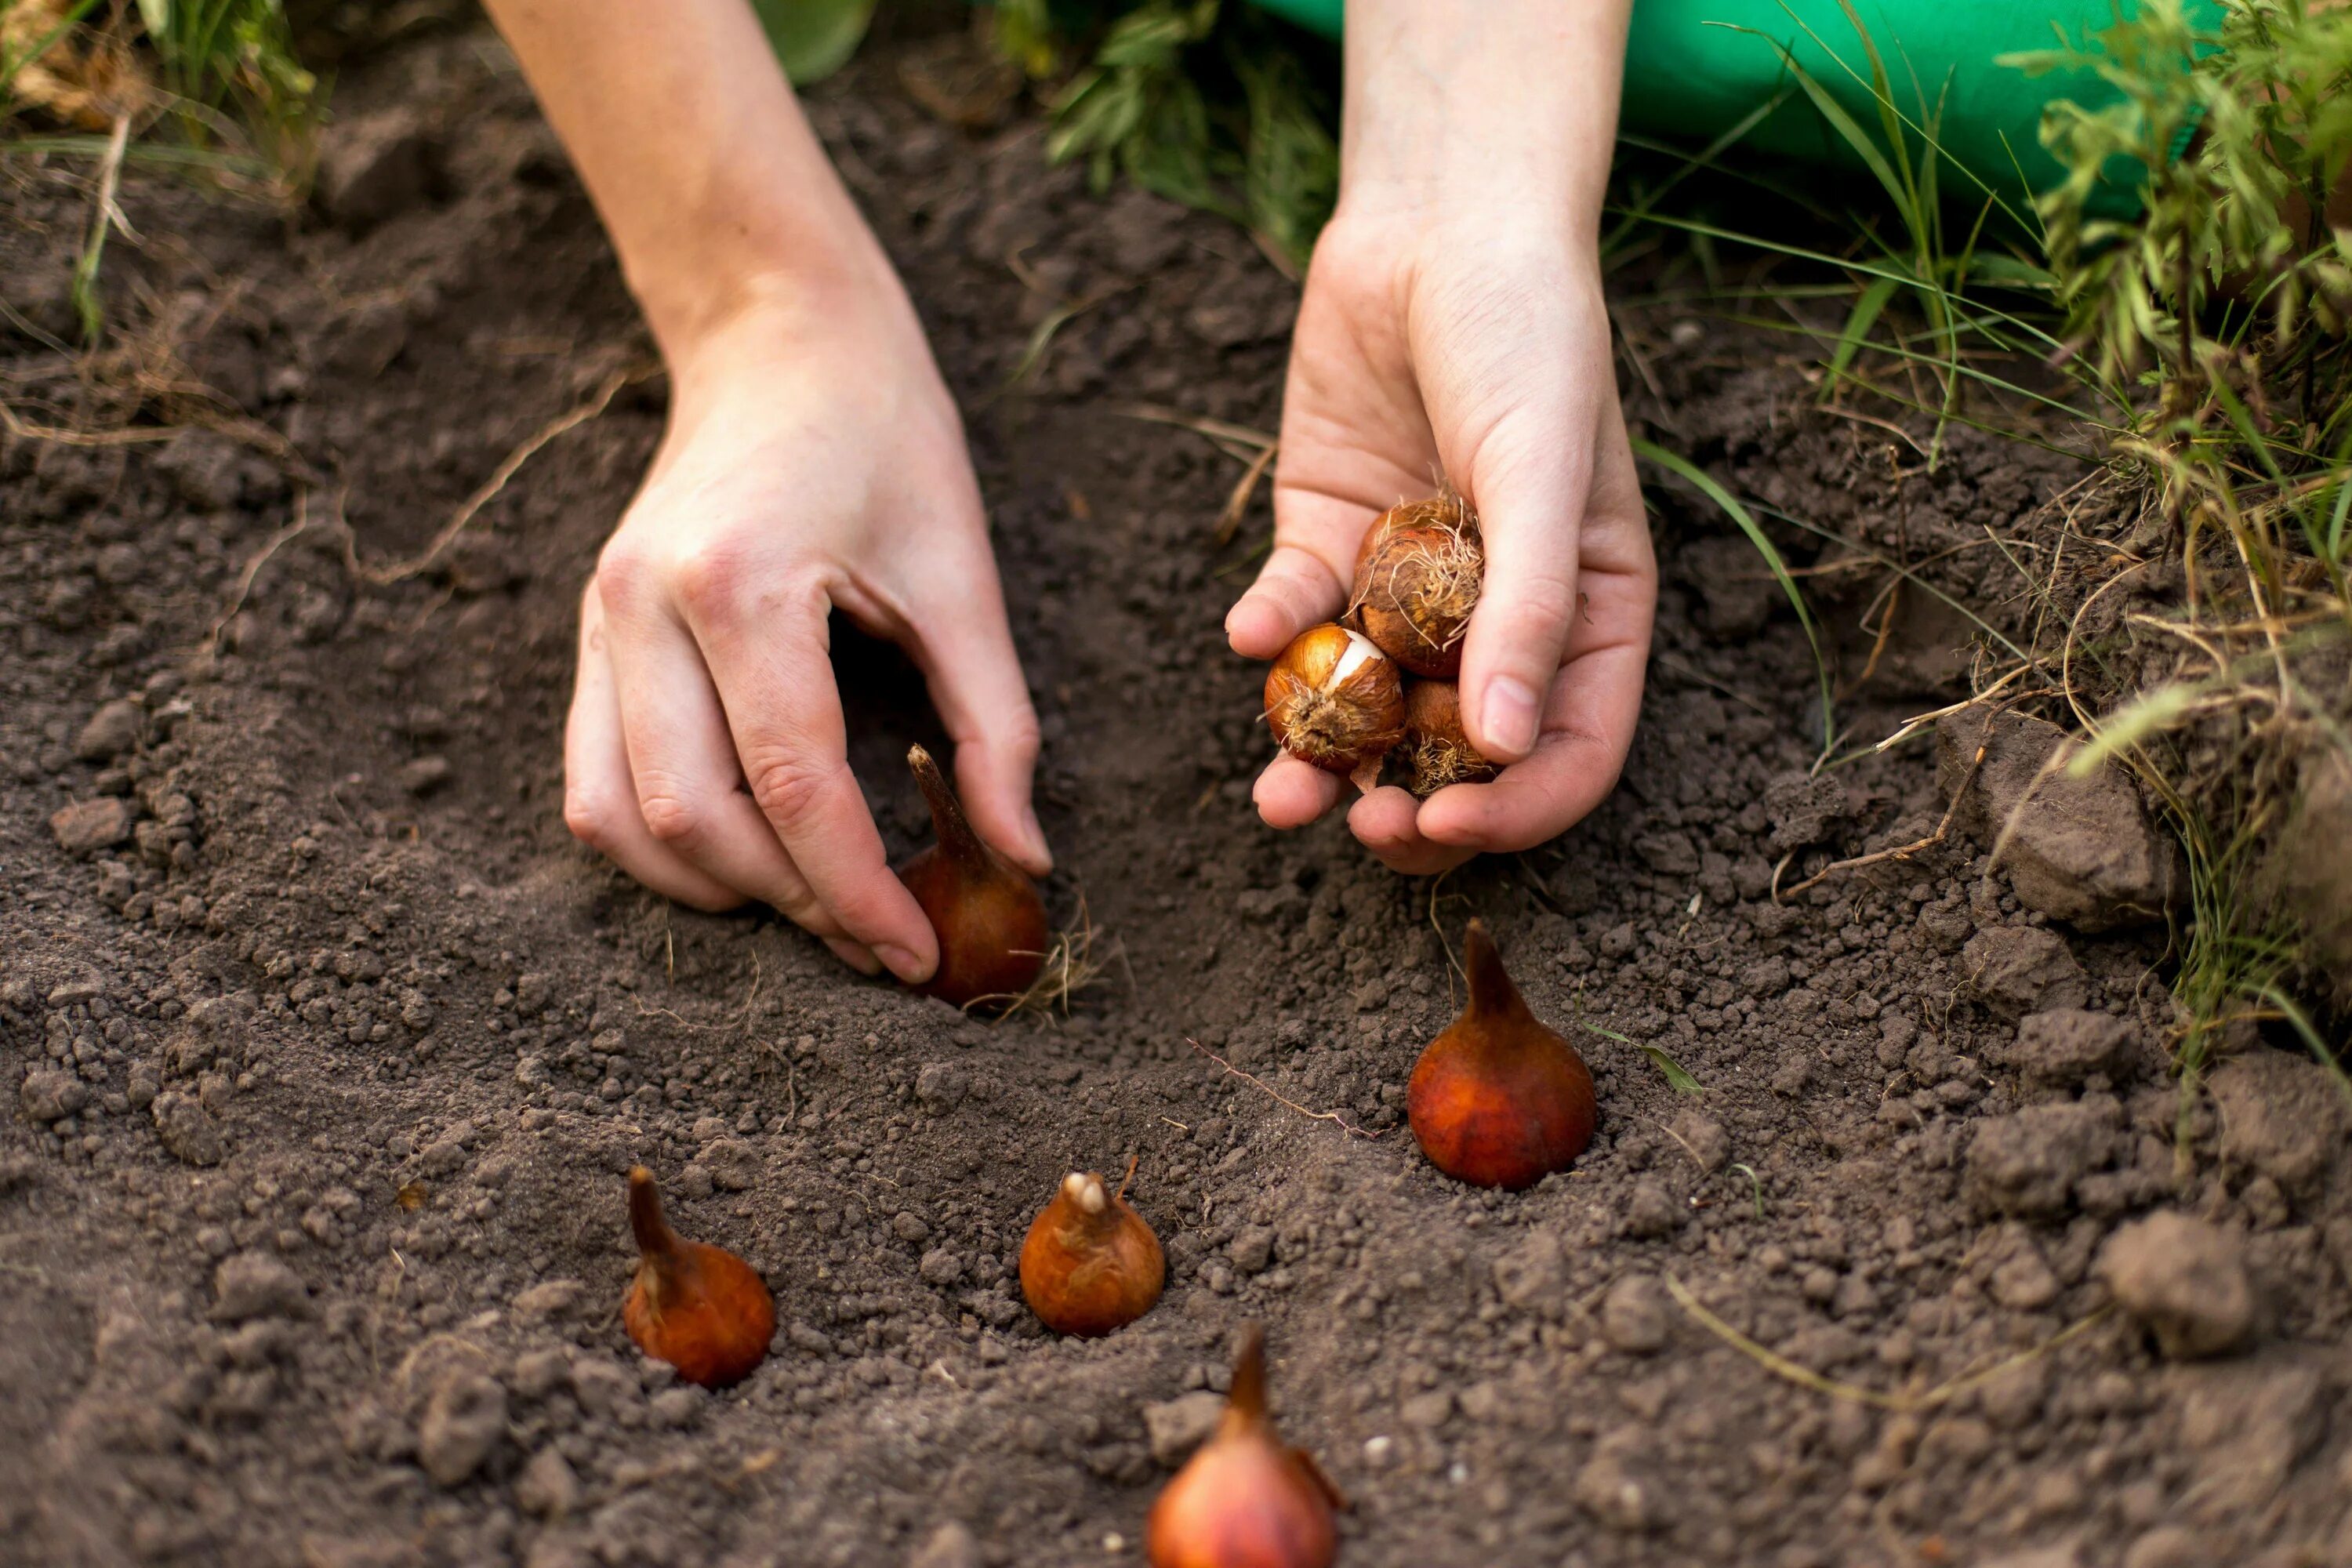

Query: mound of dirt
left=5, top=20, right=2351, bottom=1568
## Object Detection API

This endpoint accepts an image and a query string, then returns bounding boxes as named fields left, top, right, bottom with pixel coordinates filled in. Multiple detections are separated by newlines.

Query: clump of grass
left=4, top=0, right=321, bottom=340
left=990, top=0, right=1337, bottom=271
left=2007, top=0, right=2352, bottom=1062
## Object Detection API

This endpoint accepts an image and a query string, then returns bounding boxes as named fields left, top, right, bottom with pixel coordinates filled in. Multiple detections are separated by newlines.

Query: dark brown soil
left=5, top=21, right=2351, bottom=1568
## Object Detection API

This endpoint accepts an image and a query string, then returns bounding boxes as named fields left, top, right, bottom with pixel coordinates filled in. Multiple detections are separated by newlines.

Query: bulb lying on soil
left=895, top=744, right=1049, bottom=1008
left=1400, top=679, right=1497, bottom=795
left=622, top=1167, right=776, bottom=1388
left=1145, top=1323, right=1343, bottom=1568
left=1018, top=1156, right=1165, bottom=1336
left=1348, top=490, right=1483, bottom=678
left=1407, top=920, right=1596, bottom=1189
left=1264, top=623, right=1405, bottom=791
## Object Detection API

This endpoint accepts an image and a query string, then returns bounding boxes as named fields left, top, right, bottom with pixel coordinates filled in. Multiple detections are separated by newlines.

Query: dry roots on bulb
left=1407, top=920, right=1596, bottom=1189
left=1264, top=623, right=1405, bottom=791
left=895, top=744, right=1049, bottom=1008
left=622, top=1167, right=776, bottom=1388
left=1146, top=1323, right=1344, bottom=1568
left=1348, top=490, right=1483, bottom=678
left=1018, top=1156, right=1165, bottom=1336
left=1401, top=680, right=1497, bottom=796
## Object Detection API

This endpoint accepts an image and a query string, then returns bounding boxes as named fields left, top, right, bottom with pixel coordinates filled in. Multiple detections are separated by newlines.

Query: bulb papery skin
left=1265, top=624, right=1405, bottom=788
left=894, top=745, right=1049, bottom=1008
left=1349, top=491, right=1483, bottom=679
left=1401, top=680, right=1497, bottom=796
left=1406, top=920, right=1596, bottom=1190
left=1019, top=1169, right=1166, bottom=1336
left=622, top=1167, right=777, bottom=1388
left=1145, top=1326, right=1339, bottom=1568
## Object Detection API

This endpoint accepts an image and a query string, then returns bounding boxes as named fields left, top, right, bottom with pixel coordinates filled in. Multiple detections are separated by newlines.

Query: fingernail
left=1023, top=808, right=1052, bottom=869
left=1484, top=677, right=1539, bottom=758
left=877, top=944, right=931, bottom=984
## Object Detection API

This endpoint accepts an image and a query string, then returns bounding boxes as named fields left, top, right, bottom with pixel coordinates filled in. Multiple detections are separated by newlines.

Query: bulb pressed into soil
left=1264, top=623, right=1406, bottom=791
left=1145, top=1324, right=1343, bottom=1568
left=1401, top=679, right=1497, bottom=795
left=1018, top=1156, right=1165, bottom=1337
left=895, top=744, right=1049, bottom=1008
left=621, top=1167, right=776, bottom=1388
left=1407, top=920, right=1597, bottom=1190
left=1348, top=490, right=1483, bottom=678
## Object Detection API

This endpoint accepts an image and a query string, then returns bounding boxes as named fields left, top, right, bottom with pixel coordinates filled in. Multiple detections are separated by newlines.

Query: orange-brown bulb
left=1348, top=491, right=1483, bottom=679
left=1400, top=680, right=1497, bottom=796
left=621, top=1167, right=776, bottom=1388
left=1018, top=1157, right=1165, bottom=1336
left=1265, top=624, right=1405, bottom=791
left=1146, top=1324, right=1343, bottom=1568
left=894, top=744, right=1049, bottom=1008
left=1407, top=920, right=1596, bottom=1189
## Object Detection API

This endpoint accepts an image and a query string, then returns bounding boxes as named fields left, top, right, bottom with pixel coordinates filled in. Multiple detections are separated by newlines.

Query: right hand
left=562, top=274, right=1050, bottom=983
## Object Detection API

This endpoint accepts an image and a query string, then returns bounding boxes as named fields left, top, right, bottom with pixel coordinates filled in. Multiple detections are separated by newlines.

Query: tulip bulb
left=1265, top=623, right=1405, bottom=791
left=1147, top=1324, right=1343, bottom=1568
left=1018, top=1156, right=1165, bottom=1336
left=1407, top=920, right=1596, bottom=1189
left=895, top=744, right=1049, bottom=1008
left=1348, top=491, right=1482, bottom=678
left=621, top=1167, right=776, bottom=1387
left=1400, top=680, right=1497, bottom=796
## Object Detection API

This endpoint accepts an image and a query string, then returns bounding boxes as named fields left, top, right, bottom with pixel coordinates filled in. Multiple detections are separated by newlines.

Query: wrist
left=1338, top=0, right=1628, bottom=245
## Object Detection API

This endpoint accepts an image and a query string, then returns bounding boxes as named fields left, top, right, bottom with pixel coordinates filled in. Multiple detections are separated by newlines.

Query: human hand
left=1228, top=216, right=1657, bottom=874
left=1225, top=0, right=1656, bottom=877
left=563, top=277, right=1049, bottom=982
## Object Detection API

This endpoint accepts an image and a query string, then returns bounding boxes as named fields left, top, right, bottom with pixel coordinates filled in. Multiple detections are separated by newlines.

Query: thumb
left=1454, top=409, right=1591, bottom=763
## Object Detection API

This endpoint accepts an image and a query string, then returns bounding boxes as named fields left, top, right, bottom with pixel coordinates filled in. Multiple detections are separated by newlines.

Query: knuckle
left=671, top=543, right=744, bottom=620
left=635, top=789, right=708, bottom=849
left=563, top=788, right=620, bottom=854
left=746, top=751, right=834, bottom=829
left=593, top=542, right=656, bottom=612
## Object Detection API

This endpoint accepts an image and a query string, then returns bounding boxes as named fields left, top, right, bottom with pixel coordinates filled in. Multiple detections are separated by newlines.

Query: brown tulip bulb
left=1265, top=623, right=1405, bottom=791
left=1407, top=920, right=1597, bottom=1189
left=1018, top=1156, right=1165, bottom=1336
left=621, top=1167, right=776, bottom=1388
left=1146, top=1324, right=1344, bottom=1568
left=1348, top=490, right=1483, bottom=678
left=1400, top=680, right=1497, bottom=796
left=895, top=744, right=1049, bottom=1008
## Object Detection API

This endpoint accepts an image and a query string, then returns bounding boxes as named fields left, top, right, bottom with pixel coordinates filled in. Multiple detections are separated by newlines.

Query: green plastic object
left=754, top=0, right=880, bottom=85
left=1247, top=0, right=2222, bottom=212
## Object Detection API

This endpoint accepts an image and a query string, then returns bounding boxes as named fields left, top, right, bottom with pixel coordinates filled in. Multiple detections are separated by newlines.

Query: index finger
left=682, top=567, right=942, bottom=984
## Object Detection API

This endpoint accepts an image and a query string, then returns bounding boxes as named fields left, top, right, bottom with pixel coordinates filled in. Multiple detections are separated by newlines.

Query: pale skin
left=482, top=0, right=1653, bottom=981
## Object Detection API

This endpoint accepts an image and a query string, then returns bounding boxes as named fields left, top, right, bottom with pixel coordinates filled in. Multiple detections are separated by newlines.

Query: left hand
left=1227, top=206, right=1657, bottom=874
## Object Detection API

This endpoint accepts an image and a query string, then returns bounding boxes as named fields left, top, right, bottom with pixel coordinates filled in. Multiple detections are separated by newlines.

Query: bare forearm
left=1342, top=0, right=1633, bottom=239
left=481, top=0, right=888, bottom=359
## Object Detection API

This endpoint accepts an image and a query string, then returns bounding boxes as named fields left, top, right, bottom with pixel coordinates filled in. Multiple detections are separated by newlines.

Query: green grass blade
left=1825, top=273, right=1900, bottom=388
left=1631, top=437, right=1835, bottom=750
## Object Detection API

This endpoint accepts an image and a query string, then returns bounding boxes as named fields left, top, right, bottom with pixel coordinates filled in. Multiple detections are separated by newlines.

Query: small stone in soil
left=396, top=757, right=452, bottom=796
left=1142, top=1390, right=1224, bottom=1467
left=416, top=1370, right=506, bottom=1486
left=909, top=1522, right=982, bottom=1568
left=153, top=1093, right=226, bottom=1167
left=2099, top=1210, right=2254, bottom=1360
left=1962, top=926, right=2089, bottom=1020
left=514, top=1446, right=579, bottom=1519
left=213, top=1251, right=308, bottom=1322
left=20, top=1069, right=88, bottom=1123
left=2004, top=1007, right=2147, bottom=1091
left=50, top=797, right=135, bottom=855
left=1600, top=1275, right=1669, bottom=1355
left=73, top=699, right=143, bottom=762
